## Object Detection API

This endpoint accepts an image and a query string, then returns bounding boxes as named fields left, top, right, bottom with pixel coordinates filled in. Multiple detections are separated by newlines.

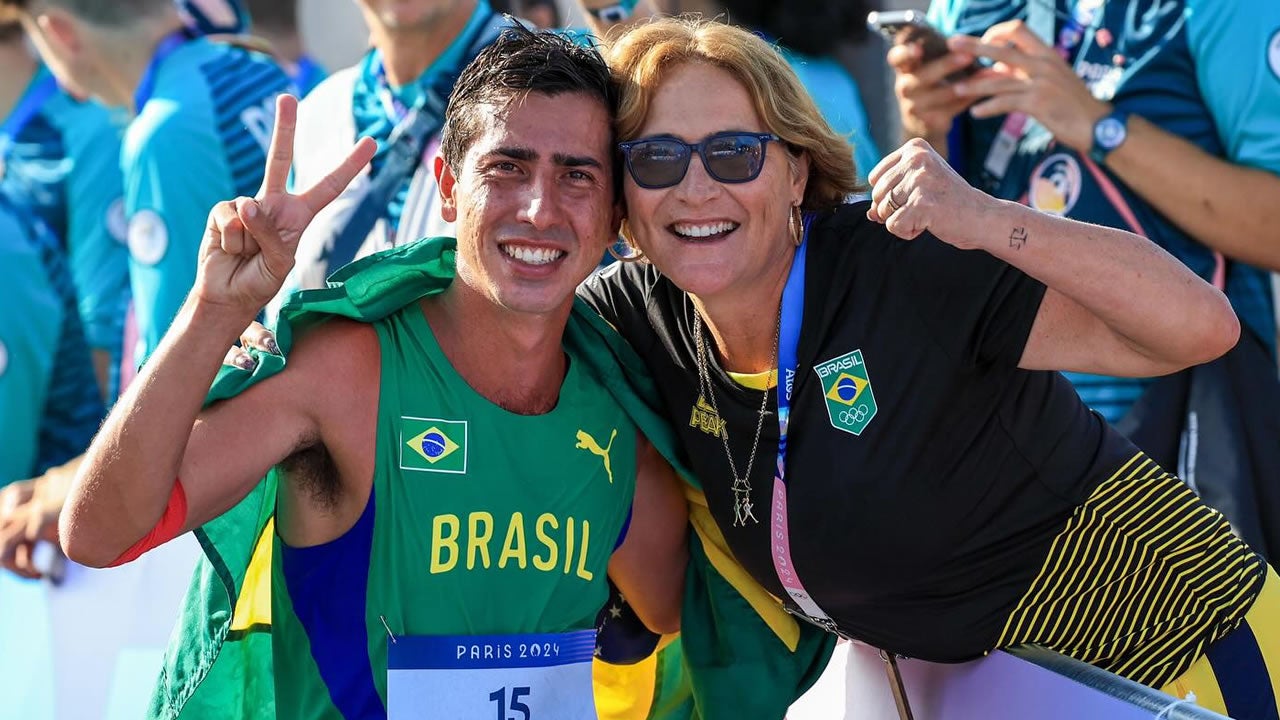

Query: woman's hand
left=222, top=321, right=280, bottom=372
left=866, top=138, right=997, bottom=247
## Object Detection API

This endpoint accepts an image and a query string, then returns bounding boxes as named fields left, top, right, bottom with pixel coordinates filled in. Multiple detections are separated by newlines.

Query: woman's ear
left=611, top=196, right=625, bottom=237
left=789, top=149, right=812, bottom=206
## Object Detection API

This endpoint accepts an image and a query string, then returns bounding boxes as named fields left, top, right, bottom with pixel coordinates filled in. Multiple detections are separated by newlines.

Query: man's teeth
left=673, top=221, right=738, bottom=238
left=502, top=245, right=565, bottom=265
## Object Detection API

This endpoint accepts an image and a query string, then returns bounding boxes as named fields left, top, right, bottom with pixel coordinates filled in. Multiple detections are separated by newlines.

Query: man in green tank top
left=61, top=26, right=688, bottom=720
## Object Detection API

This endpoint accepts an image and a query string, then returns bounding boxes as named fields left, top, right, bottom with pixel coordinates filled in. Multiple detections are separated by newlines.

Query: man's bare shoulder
left=287, top=319, right=381, bottom=388
left=272, top=319, right=381, bottom=483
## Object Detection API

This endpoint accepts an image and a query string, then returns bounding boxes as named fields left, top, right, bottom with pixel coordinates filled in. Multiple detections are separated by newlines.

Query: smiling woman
left=576, top=16, right=1280, bottom=719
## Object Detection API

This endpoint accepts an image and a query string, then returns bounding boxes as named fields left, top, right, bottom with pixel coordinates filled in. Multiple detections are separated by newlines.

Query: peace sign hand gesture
left=194, top=94, right=377, bottom=317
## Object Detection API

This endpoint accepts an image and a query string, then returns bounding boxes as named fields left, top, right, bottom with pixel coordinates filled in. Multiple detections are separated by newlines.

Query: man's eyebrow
left=493, top=146, right=537, bottom=161
left=488, top=147, right=604, bottom=169
left=553, top=153, right=604, bottom=169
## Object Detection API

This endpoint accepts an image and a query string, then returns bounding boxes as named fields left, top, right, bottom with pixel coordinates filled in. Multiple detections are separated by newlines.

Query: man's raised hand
left=194, top=94, right=377, bottom=315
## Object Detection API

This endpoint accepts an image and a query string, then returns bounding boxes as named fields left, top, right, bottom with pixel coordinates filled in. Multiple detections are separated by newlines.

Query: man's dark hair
left=244, top=0, right=297, bottom=33
left=721, top=0, right=874, bottom=56
left=0, top=0, right=171, bottom=26
left=487, top=0, right=561, bottom=28
left=439, top=23, right=618, bottom=172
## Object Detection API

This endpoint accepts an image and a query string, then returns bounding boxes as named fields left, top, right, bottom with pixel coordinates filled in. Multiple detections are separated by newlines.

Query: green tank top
left=270, top=301, right=637, bottom=719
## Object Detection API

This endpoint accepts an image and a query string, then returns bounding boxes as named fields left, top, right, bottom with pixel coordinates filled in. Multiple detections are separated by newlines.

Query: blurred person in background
left=0, top=194, right=102, bottom=579
left=490, top=0, right=561, bottom=29
left=577, top=0, right=881, bottom=181
left=0, top=15, right=124, bottom=580
left=244, top=0, right=327, bottom=96
left=3, top=0, right=291, bottom=377
left=0, top=0, right=290, bottom=569
left=890, top=0, right=1280, bottom=557
left=267, top=0, right=510, bottom=313
left=0, top=16, right=128, bottom=402
left=177, top=0, right=249, bottom=35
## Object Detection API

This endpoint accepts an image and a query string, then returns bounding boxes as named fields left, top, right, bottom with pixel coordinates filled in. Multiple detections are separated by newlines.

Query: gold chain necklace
left=692, top=308, right=779, bottom=527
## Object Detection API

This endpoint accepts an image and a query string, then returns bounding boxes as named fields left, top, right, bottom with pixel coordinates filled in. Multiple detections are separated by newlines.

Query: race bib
left=387, top=630, right=597, bottom=719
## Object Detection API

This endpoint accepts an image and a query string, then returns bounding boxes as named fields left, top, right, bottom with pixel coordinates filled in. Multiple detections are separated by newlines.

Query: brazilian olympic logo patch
left=813, top=349, right=878, bottom=436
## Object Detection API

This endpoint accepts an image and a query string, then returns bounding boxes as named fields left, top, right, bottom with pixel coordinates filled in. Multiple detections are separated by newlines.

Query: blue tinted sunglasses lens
left=624, top=133, right=773, bottom=189
left=627, top=139, right=691, bottom=188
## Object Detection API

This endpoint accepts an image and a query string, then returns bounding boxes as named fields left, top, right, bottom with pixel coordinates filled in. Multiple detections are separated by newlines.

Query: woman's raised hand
left=866, top=138, right=996, bottom=248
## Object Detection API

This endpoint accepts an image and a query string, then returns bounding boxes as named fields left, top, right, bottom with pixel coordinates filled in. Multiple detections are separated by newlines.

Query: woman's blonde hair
left=605, top=16, right=861, bottom=211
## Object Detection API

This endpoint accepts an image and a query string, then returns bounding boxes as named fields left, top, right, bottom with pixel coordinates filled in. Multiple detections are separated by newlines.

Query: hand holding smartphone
left=868, top=10, right=982, bottom=82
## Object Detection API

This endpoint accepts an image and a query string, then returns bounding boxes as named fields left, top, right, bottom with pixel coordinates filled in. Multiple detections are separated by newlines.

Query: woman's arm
left=867, top=139, right=1239, bottom=377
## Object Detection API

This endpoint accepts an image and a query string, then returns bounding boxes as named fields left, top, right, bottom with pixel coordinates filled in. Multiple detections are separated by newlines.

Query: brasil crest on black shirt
left=814, top=349, right=878, bottom=435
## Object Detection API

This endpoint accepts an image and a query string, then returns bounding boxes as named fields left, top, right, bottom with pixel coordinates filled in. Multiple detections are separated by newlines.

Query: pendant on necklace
left=732, top=477, right=759, bottom=527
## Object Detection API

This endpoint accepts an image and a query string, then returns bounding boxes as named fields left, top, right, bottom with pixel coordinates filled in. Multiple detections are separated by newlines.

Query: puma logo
left=575, top=428, right=618, bottom=484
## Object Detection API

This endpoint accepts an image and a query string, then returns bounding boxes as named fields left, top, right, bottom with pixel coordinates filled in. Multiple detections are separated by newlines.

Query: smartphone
left=867, top=10, right=981, bottom=81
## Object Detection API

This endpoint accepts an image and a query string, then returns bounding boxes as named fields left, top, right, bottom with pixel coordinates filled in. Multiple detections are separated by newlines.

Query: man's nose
left=518, top=173, right=567, bottom=230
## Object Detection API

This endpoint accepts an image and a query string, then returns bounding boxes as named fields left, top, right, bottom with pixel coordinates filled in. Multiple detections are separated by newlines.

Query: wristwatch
left=584, top=0, right=636, bottom=23
left=1089, top=109, right=1131, bottom=164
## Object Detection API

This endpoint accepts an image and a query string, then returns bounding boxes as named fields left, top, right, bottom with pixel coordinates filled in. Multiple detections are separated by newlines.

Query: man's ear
left=434, top=155, right=458, bottom=224
left=35, top=8, right=81, bottom=58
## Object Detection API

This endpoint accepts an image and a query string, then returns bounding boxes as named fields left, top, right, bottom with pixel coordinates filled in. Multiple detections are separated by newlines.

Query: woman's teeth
left=501, top=245, right=565, bottom=265
left=672, top=221, right=738, bottom=239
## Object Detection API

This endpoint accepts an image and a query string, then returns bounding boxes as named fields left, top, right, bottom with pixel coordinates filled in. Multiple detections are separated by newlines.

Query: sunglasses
left=618, top=131, right=782, bottom=190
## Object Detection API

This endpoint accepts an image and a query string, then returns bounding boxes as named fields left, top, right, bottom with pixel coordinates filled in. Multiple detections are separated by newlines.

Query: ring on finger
left=886, top=193, right=901, bottom=212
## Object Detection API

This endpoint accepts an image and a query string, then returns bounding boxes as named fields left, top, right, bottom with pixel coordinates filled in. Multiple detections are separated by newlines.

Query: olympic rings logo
left=838, top=406, right=870, bottom=426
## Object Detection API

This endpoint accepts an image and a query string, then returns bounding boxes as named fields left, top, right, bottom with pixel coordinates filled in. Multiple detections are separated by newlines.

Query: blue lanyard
left=774, top=215, right=813, bottom=482
left=370, top=54, right=411, bottom=123
left=0, top=73, right=59, bottom=151
left=767, top=214, right=843, bottom=628
left=367, top=1, right=497, bottom=124
left=134, top=30, right=194, bottom=111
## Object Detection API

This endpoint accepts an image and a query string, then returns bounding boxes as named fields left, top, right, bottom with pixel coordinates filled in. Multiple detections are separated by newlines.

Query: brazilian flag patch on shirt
left=401, top=417, right=468, bottom=474
left=814, top=350, right=878, bottom=436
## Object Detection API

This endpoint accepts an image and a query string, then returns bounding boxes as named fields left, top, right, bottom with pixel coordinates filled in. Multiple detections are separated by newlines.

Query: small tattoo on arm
left=1009, top=227, right=1028, bottom=250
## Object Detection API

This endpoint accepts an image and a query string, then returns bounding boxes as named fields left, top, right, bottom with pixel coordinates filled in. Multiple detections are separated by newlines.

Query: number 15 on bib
left=386, top=630, right=597, bottom=719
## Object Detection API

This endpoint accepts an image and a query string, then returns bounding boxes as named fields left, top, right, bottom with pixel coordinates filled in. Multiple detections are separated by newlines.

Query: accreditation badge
left=387, top=630, right=597, bottom=719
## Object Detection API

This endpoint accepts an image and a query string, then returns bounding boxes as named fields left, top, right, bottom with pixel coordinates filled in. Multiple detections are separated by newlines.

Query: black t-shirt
left=579, top=202, right=1142, bottom=662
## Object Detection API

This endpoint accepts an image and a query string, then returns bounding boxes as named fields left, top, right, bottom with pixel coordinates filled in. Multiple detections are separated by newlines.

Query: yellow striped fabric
left=995, top=452, right=1267, bottom=688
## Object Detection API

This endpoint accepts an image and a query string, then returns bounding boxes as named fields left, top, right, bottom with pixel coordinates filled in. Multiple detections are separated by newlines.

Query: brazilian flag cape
left=147, top=237, right=835, bottom=720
